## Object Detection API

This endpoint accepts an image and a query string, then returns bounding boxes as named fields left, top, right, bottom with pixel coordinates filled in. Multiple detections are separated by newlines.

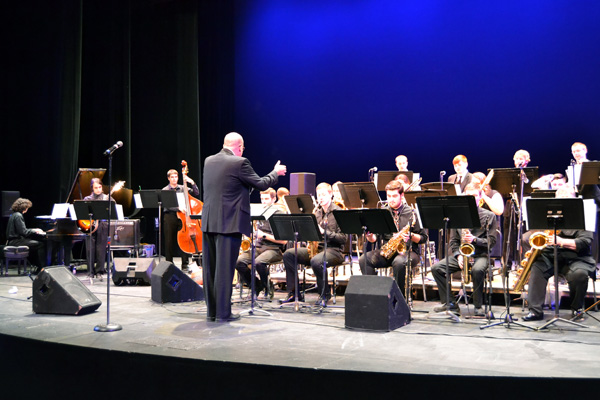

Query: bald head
left=223, top=132, right=244, bottom=156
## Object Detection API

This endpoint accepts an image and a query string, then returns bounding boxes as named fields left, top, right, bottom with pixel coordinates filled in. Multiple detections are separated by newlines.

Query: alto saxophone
left=380, top=222, right=411, bottom=260
left=459, top=229, right=475, bottom=284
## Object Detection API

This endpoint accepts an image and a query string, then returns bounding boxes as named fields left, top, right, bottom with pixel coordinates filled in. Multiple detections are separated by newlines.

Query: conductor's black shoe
left=206, top=316, right=216, bottom=322
left=522, top=312, right=544, bottom=322
left=432, top=303, right=460, bottom=314
left=216, top=313, right=241, bottom=322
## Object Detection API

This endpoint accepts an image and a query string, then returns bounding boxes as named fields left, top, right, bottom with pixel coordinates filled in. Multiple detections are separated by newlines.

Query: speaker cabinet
left=33, top=266, right=102, bottom=315
left=151, top=261, right=204, bottom=303
left=345, top=275, right=410, bottom=331
left=106, top=219, right=141, bottom=248
left=112, top=257, right=156, bottom=285
left=290, top=172, right=316, bottom=197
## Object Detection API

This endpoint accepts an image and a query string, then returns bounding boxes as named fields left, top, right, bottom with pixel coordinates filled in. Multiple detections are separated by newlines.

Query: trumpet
left=514, top=230, right=556, bottom=292
left=459, top=229, right=475, bottom=284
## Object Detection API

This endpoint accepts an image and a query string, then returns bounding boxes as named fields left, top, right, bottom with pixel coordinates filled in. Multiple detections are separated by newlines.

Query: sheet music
left=413, top=172, right=420, bottom=183
left=116, top=204, right=125, bottom=220
left=176, top=192, right=186, bottom=210
left=134, top=193, right=142, bottom=208
left=51, top=203, right=70, bottom=219
left=566, top=164, right=582, bottom=185
left=584, top=199, right=597, bottom=231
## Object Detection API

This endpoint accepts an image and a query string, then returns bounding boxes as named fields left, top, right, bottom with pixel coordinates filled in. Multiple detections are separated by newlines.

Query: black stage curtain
left=2, top=0, right=234, bottom=242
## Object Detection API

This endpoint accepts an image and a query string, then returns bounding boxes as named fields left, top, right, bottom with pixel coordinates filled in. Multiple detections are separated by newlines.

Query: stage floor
left=1, top=265, right=600, bottom=384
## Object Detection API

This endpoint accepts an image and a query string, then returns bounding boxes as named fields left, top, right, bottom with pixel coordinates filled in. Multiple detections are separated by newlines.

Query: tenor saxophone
left=459, top=229, right=475, bottom=284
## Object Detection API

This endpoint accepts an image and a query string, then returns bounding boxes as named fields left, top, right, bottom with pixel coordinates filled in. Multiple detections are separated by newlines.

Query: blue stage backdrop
left=233, top=1, right=600, bottom=198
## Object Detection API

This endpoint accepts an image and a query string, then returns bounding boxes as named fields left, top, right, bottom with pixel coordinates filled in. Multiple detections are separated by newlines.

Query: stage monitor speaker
left=345, top=275, right=410, bottom=331
left=112, top=257, right=156, bottom=285
left=290, top=172, right=316, bottom=197
left=151, top=261, right=204, bottom=303
left=33, top=266, right=102, bottom=315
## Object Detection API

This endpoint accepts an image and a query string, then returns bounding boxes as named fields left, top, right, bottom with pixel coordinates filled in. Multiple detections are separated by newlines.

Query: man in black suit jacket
left=202, top=132, right=287, bottom=322
left=447, top=154, right=473, bottom=194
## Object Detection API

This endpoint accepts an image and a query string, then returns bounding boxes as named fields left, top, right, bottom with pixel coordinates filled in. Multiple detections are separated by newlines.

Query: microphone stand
left=95, top=150, right=122, bottom=332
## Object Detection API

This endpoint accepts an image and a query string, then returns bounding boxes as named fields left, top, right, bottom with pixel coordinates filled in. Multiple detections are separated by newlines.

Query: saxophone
left=459, top=229, right=475, bottom=284
left=513, top=230, right=556, bottom=292
left=380, top=222, right=411, bottom=260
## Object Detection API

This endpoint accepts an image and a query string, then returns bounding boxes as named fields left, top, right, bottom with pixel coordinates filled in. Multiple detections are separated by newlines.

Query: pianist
left=6, top=198, right=47, bottom=274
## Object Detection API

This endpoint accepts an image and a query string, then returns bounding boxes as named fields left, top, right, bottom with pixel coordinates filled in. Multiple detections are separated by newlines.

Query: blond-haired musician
left=395, top=155, right=408, bottom=171
left=513, top=149, right=531, bottom=168
left=280, top=182, right=347, bottom=306
left=472, top=172, right=504, bottom=216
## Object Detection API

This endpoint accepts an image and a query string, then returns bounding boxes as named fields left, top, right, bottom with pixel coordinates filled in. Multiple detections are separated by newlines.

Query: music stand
left=375, top=171, right=414, bottom=191
left=403, top=190, right=448, bottom=300
left=417, top=196, right=480, bottom=322
left=239, top=206, right=273, bottom=317
left=332, top=208, right=398, bottom=305
left=420, top=183, right=457, bottom=196
left=526, top=198, right=588, bottom=330
left=284, top=194, right=315, bottom=214
left=338, top=182, right=381, bottom=209
left=138, top=190, right=180, bottom=262
left=270, top=214, right=323, bottom=311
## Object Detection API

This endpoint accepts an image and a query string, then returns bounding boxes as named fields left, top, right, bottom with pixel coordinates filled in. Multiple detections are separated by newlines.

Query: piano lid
left=66, top=168, right=106, bottom=203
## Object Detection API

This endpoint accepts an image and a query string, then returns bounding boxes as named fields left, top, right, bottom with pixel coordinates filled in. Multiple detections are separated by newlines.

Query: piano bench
left=3, top=246, right=30, bottom=276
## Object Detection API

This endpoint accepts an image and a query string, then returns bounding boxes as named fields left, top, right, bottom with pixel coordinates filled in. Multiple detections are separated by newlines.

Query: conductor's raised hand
left=274, top=161, right=287, bottom=176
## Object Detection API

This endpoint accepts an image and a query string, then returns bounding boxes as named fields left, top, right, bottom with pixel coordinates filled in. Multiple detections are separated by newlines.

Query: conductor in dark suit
left=202, top=132, right=287, bottom=322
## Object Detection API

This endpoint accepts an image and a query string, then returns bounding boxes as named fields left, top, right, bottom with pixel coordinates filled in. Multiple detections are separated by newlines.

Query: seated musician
left=276, top=187, right=289, bottom=210
left=358, top=180, right=427, bottom=297
left=235, top=188, right=286, bottom=299
left=83, top=178, right=114, bottom=277
left=503, top=149, right=532, bottom=269
left=550, top=173, right=566, bottom=189
left=6, top=198, right=47, bottom=274
left=280, top=182, right=347, bottom=306
left=395, top=155, right=408, bottom=171
left=332, top=181, right=346, bottom=209
left=430, top=183, right=498, bottom=316
left=162, top=168, right=199, bottom=272
left=472, top=172, right=504, bottom=216
left=447, top=154, right=473, bottom=193
left=522, top=185, right=596, bottom=321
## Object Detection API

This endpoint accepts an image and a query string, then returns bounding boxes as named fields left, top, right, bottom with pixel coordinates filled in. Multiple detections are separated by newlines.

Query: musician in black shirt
left=162, top=168, right=199, bottom=271
left=280, top=183, right=347, bottom=306
left=431, top=183, right=498, bottom=316
left=235, top=188, right=286, bottom=299
left=358, top=180, right=427, bottom=296
left=83, top=178, right=114, bottom=277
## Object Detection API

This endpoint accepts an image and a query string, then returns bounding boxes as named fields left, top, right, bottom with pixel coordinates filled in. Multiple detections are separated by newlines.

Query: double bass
left=177, top=160, right=203, bottom=255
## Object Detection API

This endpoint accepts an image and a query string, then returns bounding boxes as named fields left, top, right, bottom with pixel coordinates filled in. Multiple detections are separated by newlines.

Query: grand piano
left=37, top=168, right=136, bottom=268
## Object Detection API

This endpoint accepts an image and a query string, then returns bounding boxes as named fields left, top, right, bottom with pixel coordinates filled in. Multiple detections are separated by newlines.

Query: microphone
left=104, top=141, right=123, bottom=156
left=368, top=167, right=378, bottom=172
left=440, top=170, right=446, bottom=176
